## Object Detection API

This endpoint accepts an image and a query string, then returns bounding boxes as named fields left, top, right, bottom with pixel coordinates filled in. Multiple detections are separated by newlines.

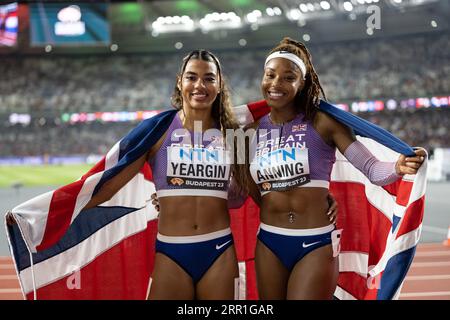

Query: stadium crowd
left=0, top=32, right=449, bottom=157
left=0, top=32, right=448, bottom=113
left=1, top=108, right=448, bottom=158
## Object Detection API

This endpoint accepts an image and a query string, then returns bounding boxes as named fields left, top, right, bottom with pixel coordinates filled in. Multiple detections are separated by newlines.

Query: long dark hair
left=268, top=37, right=327, bottom=121
left=171, top=49, right=236, bottom=135
left=171, top=49, right=248, bottom=194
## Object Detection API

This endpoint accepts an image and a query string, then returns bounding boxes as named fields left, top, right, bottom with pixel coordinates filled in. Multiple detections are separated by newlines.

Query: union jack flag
left=292, top=124, right=307, bottom=132
left=4, top=100, right=426, bottom=300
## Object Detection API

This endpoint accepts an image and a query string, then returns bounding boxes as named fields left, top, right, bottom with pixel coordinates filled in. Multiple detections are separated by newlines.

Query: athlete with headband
left=245, top=37, right=426, bottom=299
left=75, top=48, right=336, bottom=300
left=5, top=48, right=340, bottom=300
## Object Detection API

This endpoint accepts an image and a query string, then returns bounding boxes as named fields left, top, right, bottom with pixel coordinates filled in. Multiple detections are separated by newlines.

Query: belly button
left=193, top=224, right=198, bottom=230
left=288, top=211, right=296, bottom=223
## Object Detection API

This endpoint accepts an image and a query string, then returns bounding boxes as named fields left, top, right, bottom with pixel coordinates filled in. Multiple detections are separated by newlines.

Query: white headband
left=264, top=51, right=307, bottom=80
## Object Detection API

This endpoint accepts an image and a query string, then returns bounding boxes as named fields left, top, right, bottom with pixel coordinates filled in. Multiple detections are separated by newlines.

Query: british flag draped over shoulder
left=4, top=100, right=427, bottom=300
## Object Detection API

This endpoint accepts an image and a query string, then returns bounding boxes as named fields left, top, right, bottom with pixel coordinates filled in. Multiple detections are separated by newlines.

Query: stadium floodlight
left=200, top=11, right=242, bottom=31
left=357, top=0, right=365, bottom=4
left=173, top=16, right=181, bottom=24
left=246, top=12, right=258, bottom=23
left=288, top=8, right=301, bottom=20
left=300, top=3, right=308, bottom=12
left=343, top=1, right=354, bottom=11
left=246, top=9, right=263, bottom=23
left=152, top=15, right=195, bottom=33
left=307, top=3, right=315, bottom=11
left=212, top=12, right=220, bottom=20
left=303, top=34, right=311, bottom=42
left=245, top=7, right=283, bottom=27
left=320, top=1, right=331, bottom=10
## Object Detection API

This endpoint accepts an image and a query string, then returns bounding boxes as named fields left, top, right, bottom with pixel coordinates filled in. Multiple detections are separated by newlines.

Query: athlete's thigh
left=148, top=252, right=195, bottom=300
left=286, top=244, right=338, bottom=300
left=196, top=245, right=239, bottom=300
left=255, top=240, right=289, bottom=300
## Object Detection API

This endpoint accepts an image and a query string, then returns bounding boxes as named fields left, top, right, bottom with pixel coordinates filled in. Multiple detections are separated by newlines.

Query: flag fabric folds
left=4, top=100, right=426, bottom=300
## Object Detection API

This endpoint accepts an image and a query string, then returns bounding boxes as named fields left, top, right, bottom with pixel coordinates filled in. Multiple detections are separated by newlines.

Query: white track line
left=400, top=291, right=450, bottom=298
left=421, top=225, right=449, bottom=235
left=415, top=251, right=450, bottom=257
left=405, top=275, right=450, bottom=281
left=0, top=288, right=22, bottom=293
left=0, top=257, right=12, bottom=261
left=409, top=261, right=450, bottom=267
left=0, top=275, right=18, bottom=280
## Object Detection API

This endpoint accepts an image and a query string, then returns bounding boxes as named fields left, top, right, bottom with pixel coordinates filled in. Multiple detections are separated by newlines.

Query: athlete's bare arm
left=82, top=151, right=149, bottom=210
left=83, top=131, right=168, bottom=211
left=243, top=120, right=262, bottom=207
left=314, top=110, right=426, bottom=176
left=313, top=110, right=355, bottom=154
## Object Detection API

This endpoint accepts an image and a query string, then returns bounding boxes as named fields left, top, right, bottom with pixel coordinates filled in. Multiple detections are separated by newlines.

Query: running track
left=1, top=243, right=449, bottom=300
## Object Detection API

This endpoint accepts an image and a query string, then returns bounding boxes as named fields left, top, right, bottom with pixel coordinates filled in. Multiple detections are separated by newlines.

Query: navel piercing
left=288, top=211, right=295, bottom=223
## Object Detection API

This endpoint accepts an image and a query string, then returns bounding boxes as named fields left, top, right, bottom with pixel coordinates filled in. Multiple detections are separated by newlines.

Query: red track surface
left=0, top=256, right=22, bottom=300
left=1, top=243, right=449, bottom=300
left=399, top=243, right=450, bottom=300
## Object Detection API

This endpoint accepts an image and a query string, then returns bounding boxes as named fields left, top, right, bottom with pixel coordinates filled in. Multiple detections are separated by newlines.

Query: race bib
left=166, top=145, right=231, bottom=191
left=250, top=147, right=310, bottom=192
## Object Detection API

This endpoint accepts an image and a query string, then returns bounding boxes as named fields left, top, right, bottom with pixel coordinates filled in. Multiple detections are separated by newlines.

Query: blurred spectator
left=0, top=32, right=449, bottom=157
left=0, top=32, right=448, bottom=113
left=0, top=108, right=448, bottom=157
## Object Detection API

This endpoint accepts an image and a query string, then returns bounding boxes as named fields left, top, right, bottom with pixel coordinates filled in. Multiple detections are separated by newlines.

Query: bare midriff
left=157, top=196, right=230, bottom=236
left=260, top=187, right=331, bottom=229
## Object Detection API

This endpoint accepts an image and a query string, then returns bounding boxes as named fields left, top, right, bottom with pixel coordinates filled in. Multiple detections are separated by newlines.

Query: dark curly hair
left=268, top=37, right=327, bottom=121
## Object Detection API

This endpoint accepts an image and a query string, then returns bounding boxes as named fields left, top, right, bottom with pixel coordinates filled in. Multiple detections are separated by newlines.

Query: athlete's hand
left=151, top=193, right=160, bottom=213
left=5, top=212, right=16, bottom=226
left=395, top=148, right=426, bottom=176
left=327, top=193, right=338, bottom=224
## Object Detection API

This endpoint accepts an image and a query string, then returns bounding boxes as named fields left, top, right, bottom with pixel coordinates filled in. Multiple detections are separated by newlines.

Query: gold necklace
left=268, top=113, right=285, bottom=126
left=269, top=113, right=285, bottom=148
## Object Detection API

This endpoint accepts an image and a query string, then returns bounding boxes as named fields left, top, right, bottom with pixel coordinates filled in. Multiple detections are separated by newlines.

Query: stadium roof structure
left=1, top=0, right=448, bottom=55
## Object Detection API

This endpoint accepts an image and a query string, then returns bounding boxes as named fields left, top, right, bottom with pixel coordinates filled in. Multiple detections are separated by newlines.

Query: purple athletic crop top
left=149, top=112, right=231, bottom=199
left=249, top=112, right=336, bottom=195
